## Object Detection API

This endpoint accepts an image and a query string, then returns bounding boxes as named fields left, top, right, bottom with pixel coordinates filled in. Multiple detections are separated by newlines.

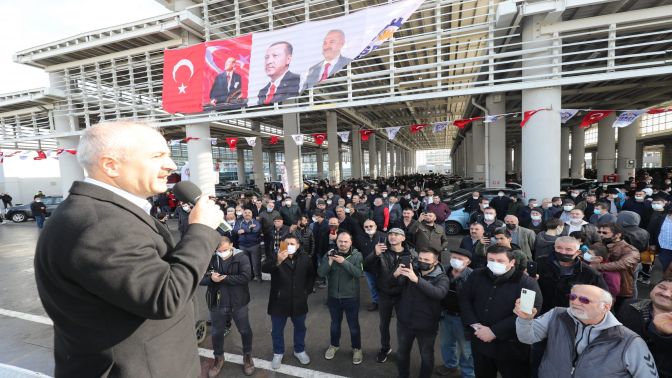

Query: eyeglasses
left=569, top=293, right=592, bottom=304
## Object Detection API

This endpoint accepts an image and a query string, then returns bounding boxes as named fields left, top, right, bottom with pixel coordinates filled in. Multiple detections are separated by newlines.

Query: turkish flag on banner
left=226, top=137, right=238, bottom=151
left=162, top=44, right=206, bottom=114
left=579, top=110, right=614, bottom=128
left=360, top=130, right=373, bottom=141
left=312, top=133, right=327, bottom=145
left=410, top=124, right=428, bottom=133
left=520, top=109, right=543, bottom=128
left=270, top=135, right=279, bottom=145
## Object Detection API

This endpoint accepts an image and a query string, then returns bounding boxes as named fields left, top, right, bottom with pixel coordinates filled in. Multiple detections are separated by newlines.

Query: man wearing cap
left=365, top=227, right=417, bottom=363
left=436, top=248, right=474, bottom=377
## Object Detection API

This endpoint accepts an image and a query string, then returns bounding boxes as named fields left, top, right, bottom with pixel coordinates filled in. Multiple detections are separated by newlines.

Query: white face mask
left=267, top=207, right=274, bottom=212
left=326, top=200, right=332, bottom=205
left=652, top=203, right=664, bottom=211
left=472, top=196, right=479, bottom=200
left=487, top=261, right=508, bottom=275
left=312, top=216, right=319, bottom=223
left=531, top=215, right=542, bottom=221
left=482, top=203, right=489, bottom=208
left=287, top=244, right=297, bottom=254
left=365, top=229, right=376, bottom=235
left=236, top=211, right=242, bottom=216
left=450, top=258, right=465, bottom=270
left=285, top=201, right=292, bottom=207
left=216, top=250, right=233, bottom=260
left=635, top=196, right=644, bottom=201
left=583, top=252, right=593, bottom=262
left=531, top=203, right=539, bottom=207
left=227, top=220, right=235, bottom=225
left=563, top=205, right=574, bottom=212
left=484, top=214, right=495, bottom=221
left=382, top=194, right=388, bottom=198
left=498, top=192, right=504, bottom=197
left=182, top=205, right=190, bottom=211
left=345, top=208, right=351, bottom=214
left=570, top=217, right=583, bottom=224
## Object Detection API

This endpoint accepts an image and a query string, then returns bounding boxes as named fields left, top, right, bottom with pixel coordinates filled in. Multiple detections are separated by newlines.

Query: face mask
left=285, top=201, right=292, bottom=207
left=487, top=261, right=508, bottom=275
left=555, top=252, right=576, bottom=263
left=287, top=244, right=297, bottom=254
left=570, top=217, right=583, bottom=224
left=484, top=214, right=495, bottom=221
left=417, top=261, right=433, bottom=272
left=505, top=223, right=516, bottom=230
left=227, top=220, right=235, bottom=225
left=563, top=205, right=574, bottom=212
left=531, top=215, right=542, bottom=221
left=420, top=193, right=426, bottom=197
left=571, top=193, right=579, bottom=197
left=382, top=194, right=388, bottom=198
left=216, top=250, right=232, bottom=260
left=326, top=200, right=332, bottom=205
left=531, top=203, right=539, bottom=207
left=267, top=207, right=274, bottom=212
left=347, top=194, right=352, bottom=198
left=593, top=209, right=601, bottom=215
left=498, top=192, right=504, bottom=197
left=312, top=216, right=318, bottom=223
left=482, top=204, right=490, bottom=208
left=236, top=211, right=242, bottom=216
left=635, top=196, right=644, bottom=201
left=583, top=252, right=593, bottom=262
left=580, top=245, right=589, bottom=253
left=345, top=208, right=351, bottom=214
left=371, top=191, right=376, bottom=195
left=277, top=197, right=282, bottom=201
left=450, top=258, right=465, bottom=270
left=601, top=237, right=613, bottom=244
left=365, top=229, right=376, bottom=235
left=182, top=205, right=190, bottom=211
left=405, top=194, right=411, bottom=199
left=473, top=196, right=479, bottom=200
left=652, top=203, right=664, bottom=211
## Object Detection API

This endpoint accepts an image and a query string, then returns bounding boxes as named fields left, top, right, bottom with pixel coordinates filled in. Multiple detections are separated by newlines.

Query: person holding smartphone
left=358, top=220, right=387, bottom=311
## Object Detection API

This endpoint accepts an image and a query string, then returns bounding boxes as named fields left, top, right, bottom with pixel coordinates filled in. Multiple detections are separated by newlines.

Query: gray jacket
left=516, top=307, right=657, bottom=378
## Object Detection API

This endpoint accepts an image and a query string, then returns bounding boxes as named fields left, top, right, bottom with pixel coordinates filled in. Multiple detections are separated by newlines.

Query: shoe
left=222, top=326, right=231, bottom=337
left=271, top=354, right=283, bottom=370
left=208, top=356, right=224, bottom=377
left=318, top=281, right=327, bottom=289
left=376, top=348, right=391, bottom=363
left=352, top=348, right=363, bottom=365
left=243, top=353, right=255, bottom=376
left=367, top=303, right=378, bottom=311
left=434, top=365, right=461, bottom=377
left=639, top=278, right=651, bottom=285
left=324, top=345, right=339, bottom=360
left=294, top=350, right=311, bottom=365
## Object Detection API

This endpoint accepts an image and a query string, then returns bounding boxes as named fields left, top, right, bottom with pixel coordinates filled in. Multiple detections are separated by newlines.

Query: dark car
left=8, top=196, right=64, bottom=223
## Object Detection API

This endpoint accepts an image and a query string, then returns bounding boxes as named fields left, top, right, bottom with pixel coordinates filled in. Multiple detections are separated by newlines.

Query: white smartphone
left=520, top=288, right=536, bottom=315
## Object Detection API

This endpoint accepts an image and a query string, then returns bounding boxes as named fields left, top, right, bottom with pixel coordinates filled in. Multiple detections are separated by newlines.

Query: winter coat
left=262, top=249, right=315, bottom=317
left=441, top=266, right=473, bottom=314
left=279, top=204, right=302, bottom=226
left=200, top=249, right=251, bottom=311
left=395, top=264, right=450, bottom=332
left=259, top=208, right=281, bottom=235
left=617, top=211, right=651, bottom=252
left=414, top=221, right=449, bottom=253
left=293, top=226, right=315, bottom=258
left=534, top=231, right=558, bottom=259
left=594, top=240, right=641, bottom=298
left=317, top=248, right=363, bottom=299
left=365, top=245, right=416, bottom=297
left=233, top=219, right=262, bottom=248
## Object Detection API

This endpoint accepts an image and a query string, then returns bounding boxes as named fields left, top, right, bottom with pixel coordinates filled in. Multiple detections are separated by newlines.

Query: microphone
left=173, top=181, right=232, bottom=233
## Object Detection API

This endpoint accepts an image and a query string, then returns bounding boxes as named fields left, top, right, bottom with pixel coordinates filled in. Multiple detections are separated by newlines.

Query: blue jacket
left=233, top=219, right=261, bottom=248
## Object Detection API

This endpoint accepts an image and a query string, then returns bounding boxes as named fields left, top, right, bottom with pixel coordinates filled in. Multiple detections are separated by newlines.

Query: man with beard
left=515, top=284, right=657, bottom=378
left=414, top=211, right=449, bottom=255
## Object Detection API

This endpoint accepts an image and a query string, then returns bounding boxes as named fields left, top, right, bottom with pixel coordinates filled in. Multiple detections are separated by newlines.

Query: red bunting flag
left=453, top=116, right=483, bottom=129
left=647, top=108, right=670, bottom=114
left=183, top=136, right=200, bottom=143
left=312, top=133, right=327, bottom=145
left=225, top=137, right=238, bottom=151
left=270, top=135, right=279, bottom=145
left=34, top=150, right=47, bottom=160
left=410, top=124, right=428, bottom=133
left=579, top=110, right=614, bottom=128
left=360, top=130, right=373, bottom=141
left=520, top=109, right=544, bottom=128
left=162, top=44, right=206, bottom=114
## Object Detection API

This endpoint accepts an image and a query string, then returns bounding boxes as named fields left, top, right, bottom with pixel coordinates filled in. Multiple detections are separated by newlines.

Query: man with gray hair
left=515, top=284, right=658, bottom=378
left=34, top=121, right=224, bottom=377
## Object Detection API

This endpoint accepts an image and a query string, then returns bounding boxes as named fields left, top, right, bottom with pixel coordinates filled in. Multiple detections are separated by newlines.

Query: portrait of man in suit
left=301, top=29, right=352, bottom=92
left=209, top=56, right=244, bottom=109
left=34, top=121, right=223, bottom=377
left=257, top=41, right=301, bottom=105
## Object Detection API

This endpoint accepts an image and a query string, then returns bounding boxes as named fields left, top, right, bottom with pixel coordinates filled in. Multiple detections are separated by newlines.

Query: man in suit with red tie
left=209, top=56, right=243, bottom=109
left=257, top=41, right=301, bottom=105
left=301, top=30, right=352, bottom=92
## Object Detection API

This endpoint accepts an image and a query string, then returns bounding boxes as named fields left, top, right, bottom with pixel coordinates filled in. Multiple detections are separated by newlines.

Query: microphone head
left=173, top=181, right=202, bottom=204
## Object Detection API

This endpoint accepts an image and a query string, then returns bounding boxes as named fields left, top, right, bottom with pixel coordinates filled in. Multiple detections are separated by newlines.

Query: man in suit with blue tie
left=210, top=57, right=243, bottom=109
left=257, top=41, right=301, bottom=105
left=301, top=30, right=352, bottom=92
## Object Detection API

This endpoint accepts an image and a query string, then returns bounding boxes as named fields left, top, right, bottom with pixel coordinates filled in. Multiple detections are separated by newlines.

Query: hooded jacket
left=200, top=248, right=251, bottom=311
left=534, top=231, right=559, bottom=259
left=516, top=307, right=657, bottom=378
left=617, top=211, right=651, bottom=252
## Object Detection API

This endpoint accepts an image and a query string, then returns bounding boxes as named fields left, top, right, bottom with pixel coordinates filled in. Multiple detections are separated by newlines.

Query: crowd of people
left=186, top=172, right=672, bottom=378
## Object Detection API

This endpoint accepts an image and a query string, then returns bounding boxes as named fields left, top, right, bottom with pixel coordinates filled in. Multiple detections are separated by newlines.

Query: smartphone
left=520, top=288, right=536, bottom=315
left=400, top=255, right=411, bottom=268
left=526, top=261, right=538, bottom=277
left=378, top=235, right=387, bottom=245
left=279, top=240, right=288, bottom=252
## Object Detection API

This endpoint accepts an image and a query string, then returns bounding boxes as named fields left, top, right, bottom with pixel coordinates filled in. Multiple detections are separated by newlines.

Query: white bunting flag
left=291, top=134, right=305, bottom=146
left=245, top=137, right=257, bottom=147
left=209, top=138, right=218, bottom=145
left=169, top=139, right=181, bottom=146
left=559, top=109, right=580, bottom=124
left=386, top=126, right=401, bottom=140
left=484, top=115, right=504, bottom=123
left=337, top=131, right=350, bottom=143
left=612, top=110, right=646, bottom=128
left=432, top=122, right=449, bottom=132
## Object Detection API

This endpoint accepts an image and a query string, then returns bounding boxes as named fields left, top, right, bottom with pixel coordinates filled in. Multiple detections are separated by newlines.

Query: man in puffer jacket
left=515, top=284, right=657, bottom=378
left=617, top=211, right=651, bottom=253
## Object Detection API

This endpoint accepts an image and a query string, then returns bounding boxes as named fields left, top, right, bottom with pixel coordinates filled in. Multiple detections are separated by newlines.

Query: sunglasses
left=569, top=293, right=592, bottom=304
left=597, top=231, right=611, bottom=235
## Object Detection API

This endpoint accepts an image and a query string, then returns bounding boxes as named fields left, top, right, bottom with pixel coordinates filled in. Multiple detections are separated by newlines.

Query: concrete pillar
left=389, top=146, right=396, bottom=176
left=368, top=134, right=378, bottom=178
left=465, top=131, right=474, bottom=178
left=596, top=113, right=617, bottom=180
left=617, top=118, right=639, bottom=181
left=338, top=149, right=344, bottom=181
left=316, top=148, right=324, bottom=179
left=269, top=152, right=277, bottom=181
left=236, top=148, right=246, bottom=184
left=351, top=125, right=363, bottom=179
left=50, top=72, right=84, bottom=197
left=400, top=148, right=406, bottom=175
left=251, top=122, right=265, bottom=193
left=186, top=123, right=217, bottom=196
left=662, top=145, right=672, bottom=167
left=561, top=126, right=570, bottom=178
left=472, top=122, right=485, bottom=182
left=521, top=14, right=561, bottom=200
left=571, top=124, right=585, bottom=178
left=635, top=142, right=644, bottom=169
left=590, top=151, right=597, bottom=170
left=326, top=112, right=340, bottom=183
left=506, top=147, right=514, bottom=173
left=411, top=150, right=416, bottom=173
left=486, top=94, right=506, bottom=187
left=283, top=111, right=302, bottom=198
left=380, top=139, right=388, bottom=177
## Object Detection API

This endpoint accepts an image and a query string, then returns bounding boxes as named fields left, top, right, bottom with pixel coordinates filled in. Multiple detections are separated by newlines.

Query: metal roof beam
left=540, top=4, right=672, bottom=34
left=520, top=0, right=621, bottom=17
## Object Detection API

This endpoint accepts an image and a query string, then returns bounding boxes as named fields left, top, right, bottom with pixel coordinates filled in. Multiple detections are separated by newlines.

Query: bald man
left=301, top=29, right=353, bottom=91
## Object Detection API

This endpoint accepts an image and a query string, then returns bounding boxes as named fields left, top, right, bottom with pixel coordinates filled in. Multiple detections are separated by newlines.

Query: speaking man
left=34, top=121, right=224, bottom=377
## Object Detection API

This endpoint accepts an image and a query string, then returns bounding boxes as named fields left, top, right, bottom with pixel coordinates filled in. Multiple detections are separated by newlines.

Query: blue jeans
left=271, top=314, right=306, bottom=354
left=659, top=248, right=672, bottom=273
left=35, top=214, right=45, bottom=229
left=364, top=271, right=379, bottom=304
left=327, top=297, right=361, bottom=349
left=439, top=313, right=474, bottom=378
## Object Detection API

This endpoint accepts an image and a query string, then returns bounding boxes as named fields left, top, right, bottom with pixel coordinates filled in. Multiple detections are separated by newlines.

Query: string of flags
left=0, top=149, right=77, bottom=164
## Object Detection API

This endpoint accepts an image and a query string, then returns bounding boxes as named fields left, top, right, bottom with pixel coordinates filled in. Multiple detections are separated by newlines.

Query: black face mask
left=601, top=237, right=613, bottom=244
left=415, top=261, right=433, bottom=271
left=555, top=252, right=576, bottom=263
left=505, top=223, right=516, bottom=230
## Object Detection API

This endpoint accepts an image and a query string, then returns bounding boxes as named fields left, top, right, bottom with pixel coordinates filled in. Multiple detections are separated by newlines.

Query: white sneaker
left=324, top=345, right=339, bottom=360
left=293, top=350, right=311, bottom=365
left=271, top=354, right=283, bottom=370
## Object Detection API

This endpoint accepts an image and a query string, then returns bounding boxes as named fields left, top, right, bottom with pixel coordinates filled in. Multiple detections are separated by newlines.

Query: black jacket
left=262, top=249, right=315, bottom=317
left=459, top=267, right=543, bottom=360
left=200, top=249, right=251, bottom=311
left=365, top=244, right=416, bottom=297
left=647, top=212, right=668, bottom=249
left=617, top=211, right=650, bottom=252
left=358, top=230, right=387, bottom=263
left=293, top=226, right=315, bottom=257
left=395, top=264, right=450, bottom=332
left=536, top=254, right=608, bottom=315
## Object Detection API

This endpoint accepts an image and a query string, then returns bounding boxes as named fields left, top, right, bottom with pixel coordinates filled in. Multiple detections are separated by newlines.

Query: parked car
left=443, top=188, right=522, bottom=235
left=8, top=196, right=64, bottom=223
left=560, top=178, right=596, bottom=192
